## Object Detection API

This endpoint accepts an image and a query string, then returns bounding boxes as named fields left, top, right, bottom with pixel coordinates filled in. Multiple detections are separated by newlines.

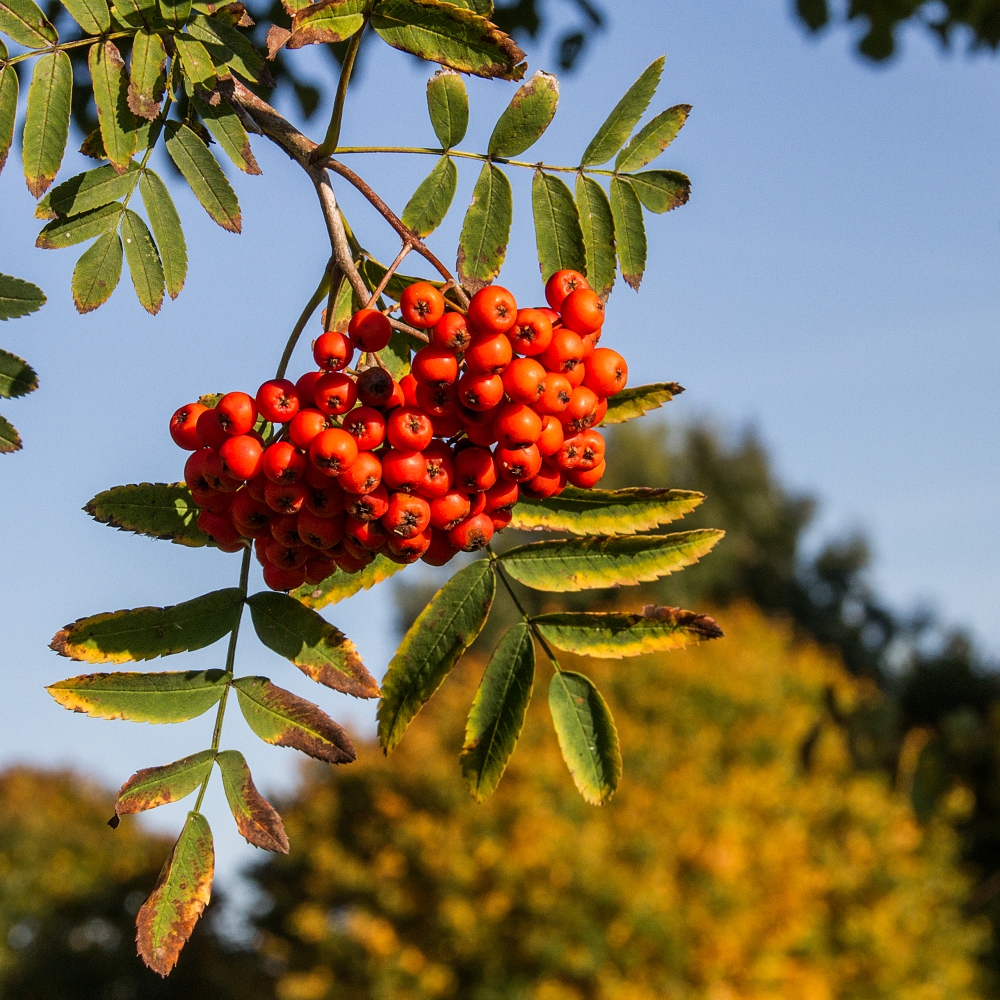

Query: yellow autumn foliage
left=253, top=604, right=989, bottom=1000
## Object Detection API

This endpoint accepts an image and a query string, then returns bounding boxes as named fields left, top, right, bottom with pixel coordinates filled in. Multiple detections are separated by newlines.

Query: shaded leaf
left=460, top=621, right=534, bottom=802
left=60, top=0, right=110, bottom=34
left=0, top=0, right=56, bottom=47
left=0, top=59, right=18, bottom=176
left=426, top=67, right=467, bottom=148
left=616, top=104, right=690, bottom=172
left=50, top=588, right=244, bottom=663
left=378, top=559, right=495, bottom=753
left=0, top=414, right=21, bottom=452
left=286, top=0, right=369, bottom=48
left=36, top=201, right=122, bottom=248
left=128, top=29, right=167, bottom=120
left=174, top=35, right=217, bottom=91
left=0, top=272, right=46, bottom=320
left=85, top=481, right=209, bottom=546
left=509, top=485, right=704, bottom=536
left=581, top=56, right=663, bottom=167
left=548, top=670, right=620, bottom=805
left=233, top=676, right=356, bottom=764
left=575, top=174, right=615, bottom=300
left=35, top=163, right=139, bottom=221
left=499, top=530, right=726, bottom=592
left=46, top=668, right=228, bottom=722
left=215, top=749, right=289, bottom=853
left=121, top=207, right=165, bottom=315
left=115, top=749, right=216, bottom=818
left=292, top=552, right=403, bottom=609
left=187, top=14, right=269, bottom=84
left=531, top=170, right=585, bottom=283
left=457, top=161, right=511, bottom=294
left=401, top=154, right=456, bottom=238
left=446, top=0, right=490, bottom=10
left=136, top=812, right=214, bottom=977
left=488, top=68, right=558, bottom=159
left=193, top=94, right=261, bottom=175
left=158, top=0, right=191, bottom=30
left=372, top=0, right=526, bottom=80
left=140, top=169, right=188, bottom=299
left=79, top=126, right=108, bottom=160
left=628, top=169, right=691, bottom=214
left=610, top=176, right=646, bottom=290
left=72, top=228, right=123, bottom=314
left=90, top=40, right=136, bottom=174
left=246, top=591, right=378, bottom=698
left=165, top=121, right=242, bottom=232
left=22, top=50, right=72, bottom=198
left=114, top=0, right=159, bottom=28
left=0, top=349, right=38, bottom=398
left=600, top=381, right=683, bottom=425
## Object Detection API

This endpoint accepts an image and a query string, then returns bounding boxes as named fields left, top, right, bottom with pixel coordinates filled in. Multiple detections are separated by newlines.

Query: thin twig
left=312, top=20, right=367, bottom=161
left=366, top=244, right=412, bottom=309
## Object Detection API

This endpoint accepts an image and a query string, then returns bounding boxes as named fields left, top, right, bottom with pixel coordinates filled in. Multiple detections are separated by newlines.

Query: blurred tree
left=249, top=605, right=987, bottom=1000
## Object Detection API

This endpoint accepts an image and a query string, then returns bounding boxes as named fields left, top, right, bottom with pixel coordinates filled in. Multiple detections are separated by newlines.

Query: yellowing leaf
left=216, top=749, right=289, bottom=853
left=114, top=749, right=216, bottom=819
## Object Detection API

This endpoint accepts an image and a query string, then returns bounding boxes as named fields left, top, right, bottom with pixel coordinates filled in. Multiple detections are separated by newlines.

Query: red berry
left=230, top=491, right=272, bottom=537
left=203, top=451, right=241, bottom=492
left=198, top=510, right=243, bottom=548
left=464, top=332, right=512, bottom=375
left=343, top=406, right=387, bottom=451
left=305, top=484, right=345, bottom=518
left=454, top=446, right=496, bottom=492
left=553, top=435, right=584, bottom=470
left=386, top=530, right=431, bottom=563
left=304, top=555, right=337, bottom=585
left=185, top=448, right=214, bottom=493
left=457, top=372, right=504, bottom=411
left=558, top=386, right=600, bottom=434
left=263, top=563, right=307, bottom=592
left=170, top=403, right=207, bottom=450
left=430, top=411, right=463, bottom=438
left=314, top=372, right=358, bottom=416
left=345, top=484, right=389, bottom=522
left=356, top=367, right=396, bottom=407
left=421, top=528, right=460, bottom=566
left=467, top=286, right=517, bottom=336
left=484, top=479, right=519, bottom=513
left=537, top=415, right=565, bottom=457
left=246, top=473, right=268, bottom=502
left=419, top=445, right=454, bottom=499
left=270, top=513, right=304, bottom=546
left=415, top=382, right=457, bottom=418
left=289, top=408, right=328, bottom=450
left=387, top=407, right=434, bottom=451
left=309, top=428, right=359, bottom=477
left=381, top=449, right=426, bottom=492
left=399, top=282, right=445, bottom=328
left=432, top=312, right=472, bottom=352
left=493, top=403, right=542, bottom=449
left=508, top=308, right=553, bottom=357
left=256, top=380, right=300, bottom=424
left=539, top=328, right=586, bottom=376
left=337, top=452, right=382, bottom=494
left=429, top=490, right=471, bottom=530
left=296, top=371, right=323, bottom=409
left=448, top=512, right=494, bottom=552
left=576, top=429, right=606, bottom=470
left=522, top=461, right=563, bottom=499
left=298, top=508, right=344, bottom=549
left=399, top=373, right=419, bottom=407
left=494, top=444, right=542, bottom=483
left=219, top=435, right=264, bottom=481
left=344, top=515, right=387, bottom=551
left=266, top=539, right=309, bottom=569
left=215, top=392, right=257, bottom=436
left=191, top=487, right=234, bottom=514
left=313, top=330, right=354, bottom=372
left=502, top=358, right=546, bottom=404
left=264, top=480, right=308, bottom=514
left=382, top=493, right=431, bottom=538
left=534, top=372, right=573, bottom=415
left=567, top=459, right=605, bottom=489
left=411, top=345, right=459, bottom=387
left=196, top=408, right=228, bottom=449
left=490, top=508, right=513, bottom=531
left=262, top=441, right=306, bottom=484
left=560, top=287, right=604, bottom=335
left=582, top=347, right=628, bottom=397
left=349, top=309, right=393, bottom=352
left=545, top=269, right=589, bottom=311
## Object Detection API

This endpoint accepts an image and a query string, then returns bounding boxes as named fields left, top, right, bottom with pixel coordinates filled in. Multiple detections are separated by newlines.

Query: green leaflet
left=85, top=481, right=209, bottom=546
left=401, top=154, right=457, bottom=238
left=499, top=530, right=725, bottom=593
left=460, top=622, right=534, bottom=802
left=628, top=169, right=691, bottom=214
left=0, top=0, right=57, bottom=47
left=0, top=59, right=18, bottom=176
left=616, top=104, right=690, bottom=172
left=531, top=171, right=585, bottom=283
left=445, top=0, right=491, bottom=11
left=457, top=162, right=511, bottom=293
left=22, top=51, right=72, bottom=198
left=215, top=750, right=289, bottom=853
left=174, top=35, right=216, bottom=91
left=36, top=201, right=122, bottom=248
left=121, top=208, right=165, bottom=315
left=293, top=555, right=404, bottom=609
left=509, top=486, right=704, bottom=536
left=60, top=0, right=110, bottom=33
left=378, top=559, right=495, bottom=753
left=0, top=272, right=46, bottom=320
left=46, top=669, right=228, bottom=722
left=575, top=174, right=616, bottom=300
left=50, top=588, right=244, bottom=663
left=192, top=95, right=261, bottom=175
left=581, top=56, right=664, bottom=167
left=426, top=68, right=468, bottom=148
left=548, top=671, right=620, bottom=805
left=488, top=69, right=558, bottom=158
left=114, top=0, right=160, bottom=28
left=286, top=0, right=369, bottom=47
left=601, top=381, right=683, bottom=425
left=233, top=676, right=356, bottom=764
left=381, top=330, right=412, bottom=379
left=186, top=15, right=268, bottom=84
left=246, top=591, right=379, bottom=699
left=140, top=169, right=188, bottom=299
left=89, top=40, right=136, bottom=174
left=136, top=812, right=214, bottom=977
left=610, top=176, right=646, bottom=291
left=158, top=0, right=190, bottom=30
left=114, top=749, right=216, bottom=818
left=72, top=229, right=124, bottom=313
left=372, top=0, right=526, bottom=80
left=0, top=414, right=20, bottom=452
left=533, top=607, right=723, bottom=659
left=35, top=163, right=139, bottom=221
left=128, top=29, right=166, bottom=120
left=165, top=121, right=242, bottom=233
left=0, top=349, right=38, bottom=397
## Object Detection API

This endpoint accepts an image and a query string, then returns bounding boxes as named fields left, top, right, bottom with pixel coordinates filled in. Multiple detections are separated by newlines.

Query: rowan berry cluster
left=168, top=270, right=628, bottom=592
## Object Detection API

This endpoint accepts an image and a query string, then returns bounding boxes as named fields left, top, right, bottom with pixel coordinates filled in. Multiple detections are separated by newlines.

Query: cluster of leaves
left=0, top=272, right=45, bottom=452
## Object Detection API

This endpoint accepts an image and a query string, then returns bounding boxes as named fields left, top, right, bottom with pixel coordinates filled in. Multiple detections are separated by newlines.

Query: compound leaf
left=60, top=0, right=109, bottom=34
left=292, top=553, right=403, bottom=609
left=426, top=67, right=467, bottom=147
left=114, top=749, right=216, bottom=818
left=0, top=0, right=56, bottom=48
left=192, top=95, right=261, bottom=175
left=233, top=676, right=356, bottom=764
left=22, top=50, right=72, bottom=197
left=46, top=668, right=228, bottom=722
left=86, top=482, right=209, bottom=546
left=581, top=56, right=663, bottom=167
left=246, top=591, right=378, bottom=698
left=0, top=272, right=45, bottom=320
left=610, top=176, right=646, bottom=290
left=72, top=228, right=123, bottom=314
left=600, top=381, right=683, bottom=425
left=628, top=169, right=691, bottom=214
left=531, top=170, right=585, bottom=283
left=0, top=350, right=38, bottom=398
left=136, top=812, right=214, bottom=977
left=488, top=69, right=558, bottom=158
left=35, top=163, right=139, bottom=221
left=499, top=530, right=725, bottom=593
left=372, top=0, right=526, bottom=80
left=575, top=174, right=615, bottom=300
left=548, top=671, right=620, bottom=805
left=50, top=589, right=244, bottom=663
left=460, top=621, right=534, bottom=802
left=378, top=559, right=495, bottom=753
left=128, top=28, right=167, bottom=120
left=401, top=154, right=456, bottom=238
left=165, top=121, right=242, bottom=233
left=616, top=104, right=690, bottom=172
left=215, top=749, right=289, bottom=853
left=140, top=169, right=188, bottom=299
left=121, top=207, right=165, bottom=314
left=89, top=40, right=136, bottom=174
left=509, top=485, right=704, bottom=536
left=0, top=59, right=18, bottom=176
left=286, top=0, right=369, bottom=47
left=457, top=161, right=511, bottom=294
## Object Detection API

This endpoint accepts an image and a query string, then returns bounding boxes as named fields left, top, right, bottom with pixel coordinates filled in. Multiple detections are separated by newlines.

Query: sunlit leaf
left=488, top=69, right=558, bottom=158
left=0, top=59, right=18, bottom=177
left=628, top=169, right=691, bottom=214
left=457, top=162, right=511, bottom=294
left=187, top=14, right=269, bottom=84
left=140, top=169, right=188, bottom=299
left=616, top=104, right=690, bottom=172
left=0, top=272, right=45, bottom=320
left=128, top=29, right=167, bottom=120
left=426, top=67, right=468, bottom=148
left=575, top=174, right=615, bottom=300
left=0, top=414, right=21, bottom=452
left=286, top=0, right=369, bottom=47
left=460, top=621, right=534, bottom=802
left=35, top=163, right=139, bottom=221
left=165, top=121, right=242, bottom=233
left=292, top=553, right=403, bottom=609
left=90, top=40, right=136, bottom=174
left=499, top=530, right=725, bottom=592
left=114, top=749, right=216, bottom=819
left=158, top=0, right=191, bottom=31
left=121, top=208, right=165, bottom=315
left=378, top=559, right=495, bottom=753
left=72, top=228, right=124, bottom=314
left=60, top=0, right=109, bottom=34
left=0, top=349, right=38, bottom=398
left=36, top=201, right=121, bottom=249
left=215, top=749, right=289, bottom=853
left=401, top=154, right=457, bottom=238
left=85, top=482, right=209, bottom=546
left=600, top=381, right=683, bottom=425
left=531, top=170, right=585, bottom=283
left=22, top=50, right=72, bottom=197
left=174, top=35, right=217, bottom=91
left=610, top=176, right=646, bottom=290
left=193, top=95, right=261, bottom=175
left=0, top=0, right=57, bottom=48
left=581, top=56, right=663, bottom=167
left=50, top=589, right=244, bottom=663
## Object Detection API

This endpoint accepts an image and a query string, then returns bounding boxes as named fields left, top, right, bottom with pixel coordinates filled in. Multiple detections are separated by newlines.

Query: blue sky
left=0, top=0, right=998, bottom=883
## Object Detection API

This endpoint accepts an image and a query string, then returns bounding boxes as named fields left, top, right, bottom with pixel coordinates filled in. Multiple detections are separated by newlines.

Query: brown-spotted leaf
left=265, top=24, right=291, bottom=58
left=136, top=811, right=214, bottom=977
left=286, top=0, right=369, bottom=48
left=215, top=749, right=289, bottom=853
left=114, top=749, right=216, bottom=821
